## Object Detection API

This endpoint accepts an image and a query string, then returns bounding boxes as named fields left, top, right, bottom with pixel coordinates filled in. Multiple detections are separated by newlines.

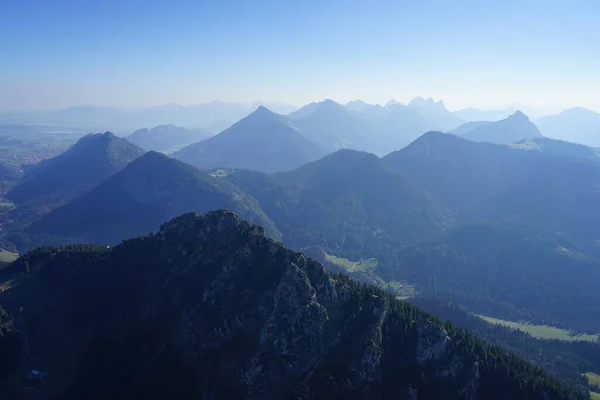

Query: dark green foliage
left=228, top=149, right=450, bottom=258
left=0, top=211, right=583, bottom=399
left=224, top=132, right=600, bottom=334
left=0, top=305, right=12, bottom=336
left=392, top=225, right=600, bottom=332
left=412, top=297, right=600, bottom=394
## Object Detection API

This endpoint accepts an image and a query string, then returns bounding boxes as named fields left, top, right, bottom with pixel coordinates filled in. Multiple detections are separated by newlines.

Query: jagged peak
left=409, top=97, right=445, bottom=109
left=157, top=209, right=264, bottom=240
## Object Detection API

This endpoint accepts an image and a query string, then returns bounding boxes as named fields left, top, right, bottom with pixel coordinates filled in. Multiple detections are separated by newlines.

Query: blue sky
left=1, top=0, right=599, bottom=110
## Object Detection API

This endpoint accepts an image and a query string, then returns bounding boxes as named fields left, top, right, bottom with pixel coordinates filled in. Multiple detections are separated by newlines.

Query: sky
left=1, top=0, right=600, bottom=111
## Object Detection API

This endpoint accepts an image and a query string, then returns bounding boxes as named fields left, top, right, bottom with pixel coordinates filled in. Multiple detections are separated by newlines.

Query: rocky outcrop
left=0, top=211, right=583, bottom=399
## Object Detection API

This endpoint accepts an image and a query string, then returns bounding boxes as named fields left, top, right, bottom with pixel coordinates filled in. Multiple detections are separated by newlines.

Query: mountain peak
left=457, top=110, right=543, bottom=144
left=318, top=99, right=345, bottom=111
left=173, top=102, right=323, bottom=173
left=409, top=97, right=445, bottom=108
left=508, top=110, right=529, bottom=121
left=254, top=104, right=272, bottom=113
left=246, top=105, right=280, bottom=121
left=7, top=131, right=144, bottom=203
left=158, top=209, right=263, bottom=239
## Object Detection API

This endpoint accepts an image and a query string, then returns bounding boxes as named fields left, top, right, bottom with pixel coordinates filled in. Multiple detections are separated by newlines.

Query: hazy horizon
left=2, top=1, right=600, bottom=111
left=0, top=98, right=589, bottom=116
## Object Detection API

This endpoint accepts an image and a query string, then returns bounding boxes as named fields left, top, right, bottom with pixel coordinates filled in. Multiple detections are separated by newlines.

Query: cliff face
left=0, top=211, right=581, bottom=399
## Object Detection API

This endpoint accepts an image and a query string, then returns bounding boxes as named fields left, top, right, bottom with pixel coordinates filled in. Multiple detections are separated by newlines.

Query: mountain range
left=0, top=211, right=582, bottom=399
left=3, top=99, right=600, bottom=397
left=126, top=124, right=211, bottom=153
left=451, top=111, right=544, bottom=144
left=6, top=132, right=144, bottom=205
left=173, top=106, right=324, bottom=173
left=535, top=107, right=600, bottom=147
left=28, top=151, right=280, bottom=245
left=5, top=129, right=600, bottom=336
left=0, top=102, right=298, bottom=134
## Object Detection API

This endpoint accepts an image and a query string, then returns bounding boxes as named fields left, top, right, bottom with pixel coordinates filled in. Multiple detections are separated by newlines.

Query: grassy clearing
left=388, top=281, right=419, bottom=298
left=590, top=391, right=600, bottom=400
left=476, top=314, right=599, bottom=342
left=510, top=140, right=542, bottom=151
left=0, top=249, right=18, bottom=263
left=324, top=253, right=378, bottom=273
left=586, top=372, right=600, bottom=386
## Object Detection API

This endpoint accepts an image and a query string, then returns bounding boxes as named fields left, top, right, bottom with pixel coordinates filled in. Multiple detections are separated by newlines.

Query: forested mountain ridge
left=26, top=151, right=280, bottom=246
left=227, top=148, right=451, bottom=259
left=6, top=132, right=144, bottom=204
left=411, top=297, right=600, bottom=395
left=220, top=133, right=600, bottom=334
left=0, top=211, right=583, bottom=399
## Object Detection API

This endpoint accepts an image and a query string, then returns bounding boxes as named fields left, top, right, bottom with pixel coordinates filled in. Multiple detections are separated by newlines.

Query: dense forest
left=0, top=211, right=584, bottom=399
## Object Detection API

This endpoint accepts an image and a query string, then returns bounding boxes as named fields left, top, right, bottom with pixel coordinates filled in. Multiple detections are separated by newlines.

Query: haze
left=2, top=0, right=600, bottom=111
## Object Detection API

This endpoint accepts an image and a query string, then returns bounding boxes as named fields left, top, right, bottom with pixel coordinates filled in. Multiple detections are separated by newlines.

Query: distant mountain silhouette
left=458, top=111, right=543, bottom=144
left=535, top=107, right=600, bottom=146
left=287, top=101, right=325, bottom=119
left=382, top=131, right=545, bottom=210
left=28, top=151, right=280, bottom=244
left=450, top=120, right=492, bottom=135
left=2, top=102, right=294, bottom=133
left=126, top=124, right=211, bottom=152
left=345, top=100, right=374, bottom=111
left=291, top=100, right=369, bottom=152
left=7, top=132, right=144, bottom=204
left=455, top=107, right=517, bottom=121
left=407, top=97, right=464, bottom=131
left=252, top=101, right=297, bottom=115
left=173, top=106, right=323, bottom=173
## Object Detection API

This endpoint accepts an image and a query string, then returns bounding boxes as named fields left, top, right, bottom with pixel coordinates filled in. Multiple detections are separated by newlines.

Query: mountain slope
left=511, top=137, right=600, bottom=159
left=450, top=121, right=492, bottom=136
left=173, top=106, right=323, bottom=173
left=535, top=107, right=600, bottom=146
left=460, top=111, right=543, bottom=144
left=27, top=152, right=280, bottom=244
left=290, top=100, right=370, bottom=153
left=454, top=107, right=517, bottom=122
left=0, top=211, right=582, bottom=399
left=411, top=297, right=600, bottom=394
left=6, top=132, right=144, bottom=204
left=383, top=132, right=545, bottom=211
left=383, top=132, right=600, bottom=332
left=227, top=149, right=450, bottom=259
left=126, top=124, right=210, bottom=152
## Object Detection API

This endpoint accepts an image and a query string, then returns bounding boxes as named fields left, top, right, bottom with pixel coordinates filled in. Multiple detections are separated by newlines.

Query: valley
left=476, top=315, right=599, bottom=343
